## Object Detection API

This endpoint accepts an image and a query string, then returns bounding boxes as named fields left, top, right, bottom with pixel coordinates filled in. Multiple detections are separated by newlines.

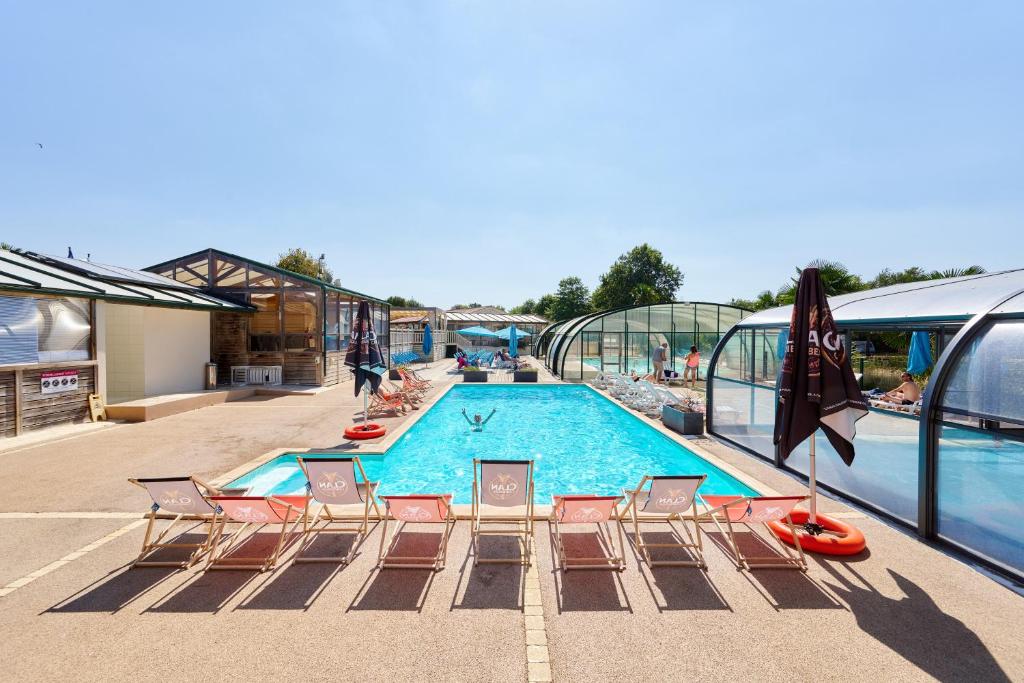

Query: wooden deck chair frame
left=369, top=389, right=405, bottom=416
left=128, top=476, right=222, bottom=568
left=701, top=495, right=809, bottom=571
left=621, top=474, right=707, bottom=568
left=295, top=456, right=382, bottom=564
left=377, top=495, right=456, bottom=571
left=549, top=495, right=626, bottom=571
left=471, top=459, right=535, bottom=566
left=205, top=496, right=306, bottom=572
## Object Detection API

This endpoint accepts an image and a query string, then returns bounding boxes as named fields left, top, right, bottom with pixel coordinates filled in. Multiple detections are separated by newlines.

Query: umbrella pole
left=809, top=432, right=817, bottom=524
left=363, top=381, right=369, bottom=427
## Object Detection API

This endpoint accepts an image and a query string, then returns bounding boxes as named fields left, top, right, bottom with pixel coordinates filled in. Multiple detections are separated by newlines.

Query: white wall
left=103, top=304, right=211, bottom=402
left=142, top=307, right=210, bottom=397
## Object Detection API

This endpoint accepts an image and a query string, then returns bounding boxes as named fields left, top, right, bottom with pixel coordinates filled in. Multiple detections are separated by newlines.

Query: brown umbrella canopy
left=344, top=300, right=386, bottom=397
left=774, top=268, right=868, bottom=465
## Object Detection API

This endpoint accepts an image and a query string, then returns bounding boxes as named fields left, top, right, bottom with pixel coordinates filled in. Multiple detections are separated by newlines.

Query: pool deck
left=0, top=359, right=1021, bottom=682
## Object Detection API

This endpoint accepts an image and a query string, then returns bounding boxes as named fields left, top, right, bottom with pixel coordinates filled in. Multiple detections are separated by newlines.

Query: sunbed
left=471, top=459, right=534, bottom=566
left=369, top=388, right=405, bottom=416
left=128, top=476, right=223, bottom=568
left=700, top=495, right=808, bottom=571
left=205, top=495, right=306, bottom=571
left=621, top=475, right=707, bottom=567
left=549, top=494, right=626, bottom=571
left=295, top=456, right=381, bottom=564
left=377, top=494, right=456, bottom=570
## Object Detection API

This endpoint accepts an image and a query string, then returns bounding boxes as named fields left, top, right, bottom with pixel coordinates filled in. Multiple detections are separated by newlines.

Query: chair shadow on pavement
left=819, top=561, right=1012, bottom=683
left=46, top=563, right=179, bottom=614
left=451, top=536, right=525, bottom=611
left=703, top=529, right=844, bottom=611
left=625, top=531, right=731, bottom=612
left=145, top=570, right=259, bottom=614
left=348, top=531, right=445, bottom=612
left=548, top=529, right=632, bottom=613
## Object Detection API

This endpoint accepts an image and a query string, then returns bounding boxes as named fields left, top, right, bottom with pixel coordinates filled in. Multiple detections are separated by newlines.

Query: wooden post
left=13, top=368, right=23, bottom=436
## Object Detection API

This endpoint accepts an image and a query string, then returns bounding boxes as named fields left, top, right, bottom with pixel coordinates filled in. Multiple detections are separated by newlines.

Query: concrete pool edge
left=212, top=382, right=782, bottom=516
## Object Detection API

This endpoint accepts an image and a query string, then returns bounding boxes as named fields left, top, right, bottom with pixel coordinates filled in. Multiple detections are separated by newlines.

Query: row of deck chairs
left=391, top=350, right=420, bottom=365
left=368, top=367, right=432, bottom=416
left=590, top=372, right=690, bottom=417
left=129, top=459, right=808, bottom=574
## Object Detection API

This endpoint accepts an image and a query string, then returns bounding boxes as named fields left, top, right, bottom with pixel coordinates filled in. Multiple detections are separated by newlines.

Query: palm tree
left=777, top=259, right=864, bottom=304
left=930, top=265, right=986, bottom=279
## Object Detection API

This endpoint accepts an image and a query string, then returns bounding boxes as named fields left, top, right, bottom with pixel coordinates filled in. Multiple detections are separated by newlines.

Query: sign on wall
left=41, top=369, right=79, bottom=394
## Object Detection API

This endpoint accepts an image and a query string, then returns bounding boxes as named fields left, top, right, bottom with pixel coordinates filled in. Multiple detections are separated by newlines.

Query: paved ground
left=0, top=360, right=1021, bottom=682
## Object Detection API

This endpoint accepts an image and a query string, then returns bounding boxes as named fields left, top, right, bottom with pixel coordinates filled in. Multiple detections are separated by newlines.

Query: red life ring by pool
left=768, top=510, right=867, bottom=556
left=344, top=423, right=387, bottom=440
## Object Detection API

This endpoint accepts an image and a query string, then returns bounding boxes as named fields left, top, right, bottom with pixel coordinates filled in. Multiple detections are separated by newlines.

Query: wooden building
left=146, top=249, right=390, bottom=387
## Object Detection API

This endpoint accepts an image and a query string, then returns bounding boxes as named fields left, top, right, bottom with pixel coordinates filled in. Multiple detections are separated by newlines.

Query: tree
left=729, top=290, right=779, bottom=312
left=776, top=259, right=863, bottom=305
left=276, top=248, right=332, bottom=282
left=510, top=298, right=537, bottom=315
left=548, top=277, right=592, bottom=320
left=534, top=294, right=557, bottom=319
left=386, top=296, right=423, bottom=307
left=591, top=244, right=683, bottom=310
left=930, top=265, right=986, bottom=279
left=868, top=267, right=930, bottom=289
left=0, top=242, right=14, bottom=251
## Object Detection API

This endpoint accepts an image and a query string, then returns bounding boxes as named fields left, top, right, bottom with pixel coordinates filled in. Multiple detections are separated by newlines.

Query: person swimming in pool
left=462, top=407, right=497, bottom=432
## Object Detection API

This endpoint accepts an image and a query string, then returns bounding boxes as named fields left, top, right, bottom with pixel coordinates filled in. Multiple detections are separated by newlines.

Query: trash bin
left=204, top=362, right=218, bottom=390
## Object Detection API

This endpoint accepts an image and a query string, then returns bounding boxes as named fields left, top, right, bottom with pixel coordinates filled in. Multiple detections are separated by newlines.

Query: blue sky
left=2, top=2, right=1021, bottom=308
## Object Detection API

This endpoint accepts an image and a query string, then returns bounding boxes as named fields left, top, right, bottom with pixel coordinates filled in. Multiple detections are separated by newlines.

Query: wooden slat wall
left=211, top=312, right=322, bottom=385
left=324, top=351, right=350, bottom=386
left=0, top=372, right=15, bottom=437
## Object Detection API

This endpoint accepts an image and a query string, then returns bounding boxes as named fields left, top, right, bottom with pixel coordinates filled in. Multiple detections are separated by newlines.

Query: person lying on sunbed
left=462, top=408, right=497, bottom=432
left=884, top=372, right=921, bottom=404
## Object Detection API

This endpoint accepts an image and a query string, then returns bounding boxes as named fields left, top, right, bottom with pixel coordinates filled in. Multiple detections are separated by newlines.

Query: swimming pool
left=227, top=384, right=759, bottom=503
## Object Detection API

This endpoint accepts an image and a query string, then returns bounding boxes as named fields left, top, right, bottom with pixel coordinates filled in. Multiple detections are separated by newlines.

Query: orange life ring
left=344, top=423, right=387, bottom=440
left=768, top=510, right=867, bottom=556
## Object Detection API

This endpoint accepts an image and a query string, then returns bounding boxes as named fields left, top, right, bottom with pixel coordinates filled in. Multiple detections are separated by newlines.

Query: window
left=326, top=292, right=340, bottom=351
left=0, top=295, right=91, bottom=366
left=284, top=292, right=318, bottom=352
left=249, top=293, right=281, bottom=351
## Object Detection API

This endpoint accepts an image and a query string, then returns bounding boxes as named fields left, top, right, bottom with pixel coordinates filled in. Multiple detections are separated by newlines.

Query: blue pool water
left=227, top=384, right=758, bottom=503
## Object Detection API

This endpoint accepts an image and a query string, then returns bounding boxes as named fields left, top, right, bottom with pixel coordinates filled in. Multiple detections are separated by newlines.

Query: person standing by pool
left=651, top=342, right=668, bottom=384
left=462, top=407, right=497, bottom=432
left=683, top=345, right=700, bottom=388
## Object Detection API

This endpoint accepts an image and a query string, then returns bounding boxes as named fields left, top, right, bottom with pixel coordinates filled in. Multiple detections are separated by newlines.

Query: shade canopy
left=344, top=300, right=386, bottom=397
left=457, top=325, right=500, bottom=338
left=422, top=323, right=433, bottom=356
left=907, top=330, right=933, bottom=375
left=495, top=326, right=531, bottom=339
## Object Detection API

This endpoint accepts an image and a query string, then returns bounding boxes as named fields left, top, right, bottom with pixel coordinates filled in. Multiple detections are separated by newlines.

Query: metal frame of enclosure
left=705, top=270, right=1024, bottom=582
left=146, top=249, right=389, bottom=386
left=543, top=302, right=750, bottom=382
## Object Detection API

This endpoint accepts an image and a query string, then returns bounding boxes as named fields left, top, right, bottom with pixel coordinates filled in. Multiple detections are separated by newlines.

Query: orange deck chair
left=701, top=495, right=809, bottom=571
left=549, top=494, right=626, bottom=571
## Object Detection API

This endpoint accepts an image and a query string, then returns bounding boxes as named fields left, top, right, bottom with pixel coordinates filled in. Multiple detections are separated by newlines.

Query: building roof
left=0, top=250, right=251, bottom=312
left=391, top=314, right=428, bottom=325
left=737, top=269, right=1024, bottom=327
left=446, top=311, right=548, bottom=324
left=145, top=248, right=388, bottom=305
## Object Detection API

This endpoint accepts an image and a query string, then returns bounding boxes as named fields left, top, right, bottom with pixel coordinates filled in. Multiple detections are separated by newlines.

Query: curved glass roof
left=737, top=269, right=1024, bottom=327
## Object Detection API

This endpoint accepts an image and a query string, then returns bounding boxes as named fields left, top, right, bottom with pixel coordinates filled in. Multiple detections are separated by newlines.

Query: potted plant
left=513, top=366, right=539, bottom=383
left=462, top=366, right=488, bottom=383
left=661, top=397, right=705, bottom=435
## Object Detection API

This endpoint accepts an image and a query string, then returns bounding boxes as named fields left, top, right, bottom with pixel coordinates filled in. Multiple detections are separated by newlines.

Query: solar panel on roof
left=44, top=255, right=197, bottom=290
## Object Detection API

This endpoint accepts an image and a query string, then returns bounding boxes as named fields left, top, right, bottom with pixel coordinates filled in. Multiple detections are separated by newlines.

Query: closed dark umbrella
left=774, top=268, right=868, bottom=529
left=344, top=301, right=387, bottom=424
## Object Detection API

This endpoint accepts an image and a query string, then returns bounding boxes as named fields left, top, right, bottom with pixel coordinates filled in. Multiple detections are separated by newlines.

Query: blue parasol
left=508, top=324, right=519, bottom=358
left=457, top=325, right=499, bottom=338
left=422, top=323, right=433, bottom=367
left=907, top=331, right=932, bottom=375
left=495, top=326, right=531, bottom=340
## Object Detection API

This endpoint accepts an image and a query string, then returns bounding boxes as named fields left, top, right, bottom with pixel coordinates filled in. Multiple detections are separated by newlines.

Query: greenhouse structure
left=705, top=269, right=1024, bottom=581
left=540, top=302, right=750, bottom=382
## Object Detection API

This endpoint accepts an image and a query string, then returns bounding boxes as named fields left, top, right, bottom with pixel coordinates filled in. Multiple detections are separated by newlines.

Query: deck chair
left=471, top=459, right=534, bottom=566
left=700, top=495, right=808, bottom=571
left=205, top=495, right=306, bottom=571
left=378, top=494, right=456, bottom=570
left=621, top=475, right=707, bottom=568
left=128, top=476, right=223, bottom=568
left=295, top=457, right=382, bottom=564
left=369, top=388, right=405, bottom=416
left=549, top=495, right=626, bottom=571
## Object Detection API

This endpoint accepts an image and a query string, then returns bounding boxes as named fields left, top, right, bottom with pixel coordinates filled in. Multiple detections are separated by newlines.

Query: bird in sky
left=36, top=143, right=43, bottom=149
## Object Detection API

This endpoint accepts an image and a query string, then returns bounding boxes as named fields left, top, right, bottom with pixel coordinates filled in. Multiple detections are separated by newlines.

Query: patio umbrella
left=508, top=324, right=519, bottom=358
left=344, top=300, right=386, bottom=424
left=495, top=326, right=532, bottom=339
left=457, top=325, right=499, bottom=338
left=907, top=331, right=932, bottom=375
left=774, top=268, right=868, bottom=529
left=422, top=323, right=433, bottom=368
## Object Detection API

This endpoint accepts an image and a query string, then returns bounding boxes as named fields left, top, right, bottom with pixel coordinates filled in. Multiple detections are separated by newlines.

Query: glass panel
left=0, top=296, right=40, bottom=365
left=174, top=258, right=208, bottom=287
left=942, top=320, right=1024, bottom=424
left=284, top=291, right=318, bottom=351
left=581, top=331, right=601, bottom=373
left=649, top=304, right=673, bottom=335
left=250, top=292, right=281, bottom=351
left=718, top=306, right=744, bottom=331
left=937, top=424, right=1024, bottom=570
left=672, top=303, right=696, bottom=333
left=671, top=332, right=695, bottom=371
left=214, top=258, right=247, bottom=287
left=602, top=332, right=622, bottom=372
left=602, top=310, right=626, bottom=333
left=713, top=330, right=751, bottom=382
left=695, top=304, right=719, bottom=336
left=753, top=328, right=785, bottom=386
left=340, top=298, right=352, bottom=351
left=325, top=292, right=340, bottom=351
left=247, top=267, right=281, bottom=288
left=626, top=306, right=649, bottom=332
left=36, top=297, right=91, bottom=362
left=711, top=379, right=777, bottom=457
left=626, top=332, right=650, bottom=375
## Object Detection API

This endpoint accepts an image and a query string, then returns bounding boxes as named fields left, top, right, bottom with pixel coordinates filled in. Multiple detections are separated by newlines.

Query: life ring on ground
left=768, top=510, right=867, bottom=556
left=344, top=423, right=387, bottom=440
